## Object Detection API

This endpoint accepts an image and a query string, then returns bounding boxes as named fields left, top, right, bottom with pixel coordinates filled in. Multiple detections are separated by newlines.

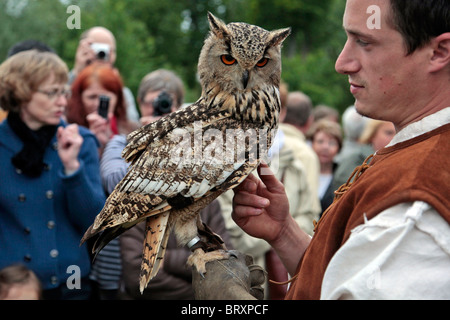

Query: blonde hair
left=0, top=50, right=68, bottom=113
left=359, top=119, right=388, bottom=144
left=307, top=119, right=343, bottom=151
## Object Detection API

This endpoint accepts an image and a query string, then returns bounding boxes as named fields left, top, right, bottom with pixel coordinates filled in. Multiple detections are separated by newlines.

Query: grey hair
left=137, top=69, right=185, bottom=108
left=341, top=105, right=369, bottom=141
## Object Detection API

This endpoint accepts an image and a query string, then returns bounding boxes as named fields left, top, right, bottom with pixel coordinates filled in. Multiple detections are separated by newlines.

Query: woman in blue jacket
left=0, top=50, right=106, bottom=299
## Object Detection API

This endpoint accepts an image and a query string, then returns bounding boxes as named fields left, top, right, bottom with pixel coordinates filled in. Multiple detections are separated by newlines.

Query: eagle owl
left=82, top=13, right=290, bottom=293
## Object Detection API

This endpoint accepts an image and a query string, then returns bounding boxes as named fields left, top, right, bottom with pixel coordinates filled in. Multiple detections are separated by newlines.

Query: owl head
left=198, top=13, right=291, bottom=95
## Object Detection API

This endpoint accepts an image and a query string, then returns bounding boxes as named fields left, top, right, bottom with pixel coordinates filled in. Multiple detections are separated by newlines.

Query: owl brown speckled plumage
left=81, top=12, right=290, bottom=294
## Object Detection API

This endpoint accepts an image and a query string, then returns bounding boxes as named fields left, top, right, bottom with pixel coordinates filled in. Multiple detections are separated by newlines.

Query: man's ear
left=429, top=32, right=450, bottom=73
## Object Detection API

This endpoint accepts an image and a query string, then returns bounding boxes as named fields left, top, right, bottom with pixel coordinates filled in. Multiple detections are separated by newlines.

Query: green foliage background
left=0, top=0, right=354, bottom=114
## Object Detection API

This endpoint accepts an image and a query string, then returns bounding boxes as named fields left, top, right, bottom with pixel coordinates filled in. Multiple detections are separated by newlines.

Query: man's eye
left=356, top=39, right=369, bottom=47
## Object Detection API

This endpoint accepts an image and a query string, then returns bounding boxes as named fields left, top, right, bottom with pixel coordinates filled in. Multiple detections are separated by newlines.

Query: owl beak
left=242, top=70, right=249, bottom=89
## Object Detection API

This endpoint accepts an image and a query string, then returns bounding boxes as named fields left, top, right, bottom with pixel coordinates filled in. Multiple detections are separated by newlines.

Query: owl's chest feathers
left=204, top=85, right=280, bottom=128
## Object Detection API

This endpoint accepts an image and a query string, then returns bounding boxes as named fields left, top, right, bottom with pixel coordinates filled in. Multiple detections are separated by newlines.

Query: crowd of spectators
left=1, top=0, right=448, bottom=300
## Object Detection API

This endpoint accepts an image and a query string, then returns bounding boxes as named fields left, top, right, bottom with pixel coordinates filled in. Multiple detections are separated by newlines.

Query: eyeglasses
left=140, top=98, right=155, bottom=107
left=37, top=87, right=71, bottom=100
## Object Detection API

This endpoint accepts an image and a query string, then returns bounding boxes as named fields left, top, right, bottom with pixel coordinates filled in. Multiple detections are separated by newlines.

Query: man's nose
left=335, top=40, right=361, bottom=75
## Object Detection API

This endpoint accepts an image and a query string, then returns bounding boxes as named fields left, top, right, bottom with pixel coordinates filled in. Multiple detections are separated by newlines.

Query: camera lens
left=153, top=91, right=173, bottom=116
left=97, top=51, right=106, bottom=59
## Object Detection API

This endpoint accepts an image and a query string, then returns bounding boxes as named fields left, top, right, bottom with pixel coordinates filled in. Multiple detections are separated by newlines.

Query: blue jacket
left=0, top=119, right=106, bottom=290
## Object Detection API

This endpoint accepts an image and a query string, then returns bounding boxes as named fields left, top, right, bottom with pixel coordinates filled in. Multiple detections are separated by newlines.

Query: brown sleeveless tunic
left=285, top=123, right=450, bottom=300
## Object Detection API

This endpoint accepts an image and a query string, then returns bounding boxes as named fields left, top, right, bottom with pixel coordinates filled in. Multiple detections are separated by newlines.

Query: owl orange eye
left=221, top=55, right=236, bottom=65
left=256, top=58, right=269, bottom=67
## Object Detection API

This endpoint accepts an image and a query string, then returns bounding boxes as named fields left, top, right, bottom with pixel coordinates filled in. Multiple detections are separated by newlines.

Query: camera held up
left=153, top=91, right=173, bottom=116
left=98, top=95, right=110, bottom=119
left=91, top=43, right=110, bottom=61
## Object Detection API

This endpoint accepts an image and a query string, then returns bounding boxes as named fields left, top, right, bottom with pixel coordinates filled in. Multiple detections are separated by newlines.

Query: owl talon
left=187, top=248, right=230, bottom=275
left=228, top=251, right=238, bottom=259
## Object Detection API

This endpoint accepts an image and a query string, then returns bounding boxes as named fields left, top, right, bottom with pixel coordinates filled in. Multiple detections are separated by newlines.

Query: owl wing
left=81, top=99, right=265, bottom=254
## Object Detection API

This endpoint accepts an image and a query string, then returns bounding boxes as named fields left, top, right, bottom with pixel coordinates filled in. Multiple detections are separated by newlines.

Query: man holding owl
left=198, top=0, right=450, bottom=299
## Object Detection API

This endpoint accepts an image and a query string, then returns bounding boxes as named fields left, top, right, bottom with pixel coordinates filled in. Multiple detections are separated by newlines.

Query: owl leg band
left=187, top=236, right=201, bottom=249
left=187, top=236, right=207, bottom=252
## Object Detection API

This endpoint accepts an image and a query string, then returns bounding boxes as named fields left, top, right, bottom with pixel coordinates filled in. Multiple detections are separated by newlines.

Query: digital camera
left=91, top=43, right=110, bottom=61
left=153, top=91, right=173, bottom=116
left=98, top=95, right=110, bottom=119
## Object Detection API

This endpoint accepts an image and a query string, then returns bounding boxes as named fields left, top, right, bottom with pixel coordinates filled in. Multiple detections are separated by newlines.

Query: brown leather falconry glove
left=192, top=250, right=266, bottom=300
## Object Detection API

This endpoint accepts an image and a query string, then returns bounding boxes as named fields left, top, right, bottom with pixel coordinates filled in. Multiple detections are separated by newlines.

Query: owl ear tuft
left=267, top=27, right=291, bottom=47
left=207, top=12, right=230, bottom=39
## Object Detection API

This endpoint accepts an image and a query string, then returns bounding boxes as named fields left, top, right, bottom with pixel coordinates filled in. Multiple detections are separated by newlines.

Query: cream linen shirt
left=320, top=107, right=450, bottom=299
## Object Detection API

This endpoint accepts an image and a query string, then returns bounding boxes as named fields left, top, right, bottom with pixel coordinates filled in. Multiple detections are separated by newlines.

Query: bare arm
left=232, top=163, right=310, bottom=275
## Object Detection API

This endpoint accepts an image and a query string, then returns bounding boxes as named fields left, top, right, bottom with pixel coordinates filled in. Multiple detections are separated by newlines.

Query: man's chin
left=354, top=102, right=373, bottom=119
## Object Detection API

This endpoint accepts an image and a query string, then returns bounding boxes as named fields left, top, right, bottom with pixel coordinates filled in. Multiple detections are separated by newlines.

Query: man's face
left=335, top=0, right=429, bottom=130
left=86, top=29, right=117, bottom=66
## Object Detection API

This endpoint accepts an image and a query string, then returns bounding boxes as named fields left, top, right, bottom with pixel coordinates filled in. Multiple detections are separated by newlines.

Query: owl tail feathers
left=139, top=213, right=171, bottom=294
left=81, top=224, right=125, bottom=261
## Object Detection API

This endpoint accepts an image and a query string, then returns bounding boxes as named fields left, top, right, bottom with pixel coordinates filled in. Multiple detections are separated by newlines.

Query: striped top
left=89, top=134, right=129, bottom=290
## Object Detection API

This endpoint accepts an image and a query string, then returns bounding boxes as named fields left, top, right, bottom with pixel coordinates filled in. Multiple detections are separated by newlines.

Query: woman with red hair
left=66, top=62, right=139, bottom=299
left=66, top=62, right=138, bottom=152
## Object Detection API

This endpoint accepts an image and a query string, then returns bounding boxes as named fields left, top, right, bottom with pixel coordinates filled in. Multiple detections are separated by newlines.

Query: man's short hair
left=284, top=91, right=313, bottom=127
left=388, top=0, right=450, bottom=55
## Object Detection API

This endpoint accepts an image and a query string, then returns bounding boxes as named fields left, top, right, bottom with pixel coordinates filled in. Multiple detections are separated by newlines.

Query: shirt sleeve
left=100, top=134, right=129, bottom=194
left=60, top=131, right=106, bottom=231
left=320, top=201, right=450, bottom=299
